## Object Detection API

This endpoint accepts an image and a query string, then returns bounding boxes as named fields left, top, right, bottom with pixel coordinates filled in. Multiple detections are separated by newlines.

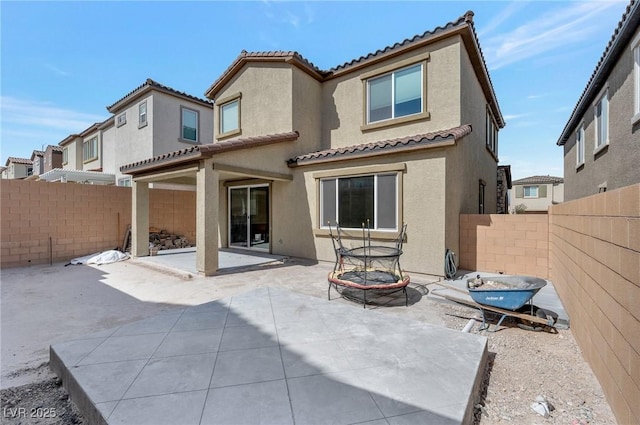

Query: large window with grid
left=320, top=173, right=397, bottom=230
left=83, top=137, right=98, bottom=162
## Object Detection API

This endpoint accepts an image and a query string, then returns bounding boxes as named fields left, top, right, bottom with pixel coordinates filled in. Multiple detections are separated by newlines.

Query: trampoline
left=328, top=223, right=410, bottom=308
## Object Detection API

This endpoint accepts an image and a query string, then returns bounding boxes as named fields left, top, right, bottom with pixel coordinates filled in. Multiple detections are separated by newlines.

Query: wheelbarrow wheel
left=515, top=305, right=546, bottom=332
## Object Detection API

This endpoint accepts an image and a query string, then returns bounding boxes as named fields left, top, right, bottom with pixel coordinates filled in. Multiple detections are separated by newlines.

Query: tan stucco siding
left=112, top=94, right=154, bottom=181
left=275, top=151, right=448, bottom=276
left=291, top=67, right=324, bottom=156
left=214, top=63, right=293, bottom=140
left=62, top=138, right=82, bottom=171
left=321, top=36, right=463, bottom=149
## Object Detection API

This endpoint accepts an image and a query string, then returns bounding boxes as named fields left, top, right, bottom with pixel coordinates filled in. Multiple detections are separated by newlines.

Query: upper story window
left=576, top=125, right=585, bottom=167
left=139, top=101, right=147, bottom=128
left=320, top=173, right=397, bottom=231
left=594, top=90, right=608, bottom=151
left=181, top=107, right=198, bottom=142
left=633, top=33, right=640, bottom=120
left=217, top=93, right=241, bottom=139
left=62, top=147, right=68, bottom=164
left=117, top=112, right=126, bottom=127
left=83, top=137, right=98, bottom=163
left=478, top=180, right=486, bottom=214
left=486, top=108, right=498, bottom=157
left=367, top=63, right=423, bottom=124
left=118, top=177, right=132, bottom=187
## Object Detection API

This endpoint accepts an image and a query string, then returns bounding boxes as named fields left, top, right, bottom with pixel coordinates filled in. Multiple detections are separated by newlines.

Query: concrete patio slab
left=51, top=287, right=488, bottom=425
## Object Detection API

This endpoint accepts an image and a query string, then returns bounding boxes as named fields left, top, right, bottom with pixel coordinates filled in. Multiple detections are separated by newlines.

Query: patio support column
left=131, top=179, right=149, bottom=257
left=196, top=159, right=219, bottom=276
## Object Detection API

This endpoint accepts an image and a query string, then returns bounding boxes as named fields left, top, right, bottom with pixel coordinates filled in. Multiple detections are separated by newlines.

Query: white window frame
left=632, top=32, right=640, bottom=123
left=181, top=107, right=199, bottom=143
left=486, top=107, right=498, bottom=156
left=523, top=185, right=539, bottom=199
left=366, top=63, right=423, bottom=124
left=83, top=137, right=98, bottom=163
left=220, top=99, right=240, bottom=135
left=138, top=101, right=147, bottom=128
left=117, top=112, right=127, bottom=127
left=594, top=89, right=609, bottom=153
left=118, top=177, right=132, bottom=187
left=576, top=125, right=585, bottom=167
left=320, top=173, right=398, bottom=231
left=62, top=147, right=68, bottom=165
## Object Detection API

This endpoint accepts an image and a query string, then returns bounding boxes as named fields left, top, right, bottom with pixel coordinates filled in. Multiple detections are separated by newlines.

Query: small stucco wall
left=0, top=179, right=196, bottom=268
left=459, top=214, right=549, bottom=278
left=549, top=184, right=640, bottom=425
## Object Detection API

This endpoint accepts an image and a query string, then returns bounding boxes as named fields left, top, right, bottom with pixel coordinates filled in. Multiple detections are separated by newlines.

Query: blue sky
left=0, top=1, right=629, bottom=179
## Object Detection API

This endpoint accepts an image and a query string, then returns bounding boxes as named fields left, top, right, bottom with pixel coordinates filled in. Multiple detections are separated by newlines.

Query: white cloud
left=477, top=1, right=528, bottom=37
left=1, top=96, right=105, bottom=133
left=483, top=1, right=623, bottom=70
left=44, top=63, right=69, bottom=77
left=503, top=113, right=528, bottom=121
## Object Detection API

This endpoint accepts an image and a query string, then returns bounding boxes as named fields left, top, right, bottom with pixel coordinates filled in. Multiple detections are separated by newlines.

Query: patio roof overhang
left=38, top=168, right=116, bottom=184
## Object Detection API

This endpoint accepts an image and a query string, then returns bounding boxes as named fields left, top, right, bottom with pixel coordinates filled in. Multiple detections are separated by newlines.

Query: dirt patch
left=1, top=364, right=85, bottom=425
left=436, top=301, right=616, bottom=425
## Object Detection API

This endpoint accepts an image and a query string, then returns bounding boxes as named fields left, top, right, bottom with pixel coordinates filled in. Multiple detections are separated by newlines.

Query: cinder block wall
left=459, top=214, right=549, bottom=278
left=1, top=180, right=196, bottom=268
left=549, top=184, right=640, bottom=425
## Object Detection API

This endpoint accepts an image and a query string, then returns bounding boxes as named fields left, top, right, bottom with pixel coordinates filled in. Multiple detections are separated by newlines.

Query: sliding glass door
left=228, top=185, right=269, bottom=251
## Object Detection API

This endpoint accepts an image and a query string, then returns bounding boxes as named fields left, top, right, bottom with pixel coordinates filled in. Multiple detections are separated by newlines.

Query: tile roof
left=329, top=11, right=474, bottom=73
left=287, top=124, right=472, bottom=167
left=205, top=51, right=328, bottom=98
left=558, top=0, right=639, bottom=145
left=203, top=11, right=503, bottom=127
left=121, top=131, right=299, bottom=174
left=512, top=175, right=564, bottom=185
left=30, top=150, right=45, bottom=160
left=46, top=145, right=63, bottom=153
left=108, top=78, right=212, bottom=113
left=5, top=157, right=33, bottom=166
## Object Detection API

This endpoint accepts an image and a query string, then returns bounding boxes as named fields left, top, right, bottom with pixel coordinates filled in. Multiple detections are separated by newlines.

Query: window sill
left=178, top=138, right=199, bottom=145
left=217, top=128, right=241, bottom=141
left=138, top=122, right=148, bottom=129
left=632, top=112, right=640, bottom=126
left=575, top=162, right=585, bottom=171
left=361, top=111, right=430, bottom=132
left=314, top=228, right=399, bottom=240
left=593, top=142, right=609, bottom=156
left=83, top=157, right=98, bottom=164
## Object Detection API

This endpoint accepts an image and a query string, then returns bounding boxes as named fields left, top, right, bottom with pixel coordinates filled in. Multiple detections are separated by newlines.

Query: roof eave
left=557, top=1, right=640, bottom=145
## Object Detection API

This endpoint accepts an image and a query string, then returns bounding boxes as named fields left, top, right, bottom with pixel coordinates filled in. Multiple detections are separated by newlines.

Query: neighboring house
left=510, top=175, right=564, bottom=214
left=3, top=157, right=33, bottom=179
left=0, top=166, right=7, bottom=179
left=497, top=165, right=512, bottom=214
left=43, top=145, right=63, bottom=172
left=104, top=78, right=214, bottom=187
left=557, top=1, right=640, bottom=201
left=30, top=150, right=45, bottom=176
left=121, top=11, right=505, bottom=277
left=53, top=79, right=213, bottom=186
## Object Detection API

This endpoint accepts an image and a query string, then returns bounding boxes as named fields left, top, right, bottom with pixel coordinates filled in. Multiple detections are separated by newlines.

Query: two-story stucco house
left=104, top=79, right=214, bottom=187
left=30, top=150, right=45, bottom=176
left=3, top=157, right=33, bottom=179
left=121, top=11, right=505, bottom=277
left=557, top=1, right=640, bottom=201
left=52, top=79, right=214, bottom=186
left=510, top=175, right=564, bottom=214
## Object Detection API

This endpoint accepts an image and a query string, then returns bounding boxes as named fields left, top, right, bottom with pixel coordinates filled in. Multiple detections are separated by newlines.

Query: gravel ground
left=0, top=281, right=617, bottom=425
left=435, top=301, right=617, bottom=425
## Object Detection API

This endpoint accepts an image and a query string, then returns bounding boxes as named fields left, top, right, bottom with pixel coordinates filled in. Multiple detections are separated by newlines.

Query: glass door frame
left=227, top=183, right=270, bottom=252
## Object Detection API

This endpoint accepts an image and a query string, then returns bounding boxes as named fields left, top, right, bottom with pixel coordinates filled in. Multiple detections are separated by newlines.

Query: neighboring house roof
left=59, top=134, right=80, bottom=147
left=120, top=131, right=300, bottom=175
left=204, top=11, right=504, bottom=128
left=557, top=0, right=640, bottom=145
left=107, top=78, right=213, bottom=113
left=512, top=175, right=564, bottom=185
left=0, top=166, right=7, bottom=172
left=287, top=125, right=472, bottom=167
left=79, top=123, right=101, bottom=138
left=30, top=150, right=45, bottom=161
left=45, top=145, right=63, bottom=153
left=5, top=157, right=33, bottom=166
